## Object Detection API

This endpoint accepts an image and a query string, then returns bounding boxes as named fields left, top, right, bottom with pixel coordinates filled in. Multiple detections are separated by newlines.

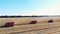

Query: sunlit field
left=0, top=17, right=60, bottom=34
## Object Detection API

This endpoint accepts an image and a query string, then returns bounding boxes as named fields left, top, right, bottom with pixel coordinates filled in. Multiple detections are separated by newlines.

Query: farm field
left=0, top=17, right=60, bottom=26
left=0, top=17, right=60, bottom=34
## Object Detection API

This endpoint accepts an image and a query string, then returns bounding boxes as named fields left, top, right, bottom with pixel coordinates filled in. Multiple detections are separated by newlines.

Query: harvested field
left=0, top=17, right=60, bottom=34
left=0, top=17, right=60, bottom=26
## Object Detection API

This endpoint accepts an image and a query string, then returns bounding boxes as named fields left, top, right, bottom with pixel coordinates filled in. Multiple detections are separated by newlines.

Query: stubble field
left=0, top=17, right=60, bottom=34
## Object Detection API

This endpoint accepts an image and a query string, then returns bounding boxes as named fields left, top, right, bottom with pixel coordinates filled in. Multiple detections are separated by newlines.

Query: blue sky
left=0, top=0, right=60, bottom=16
